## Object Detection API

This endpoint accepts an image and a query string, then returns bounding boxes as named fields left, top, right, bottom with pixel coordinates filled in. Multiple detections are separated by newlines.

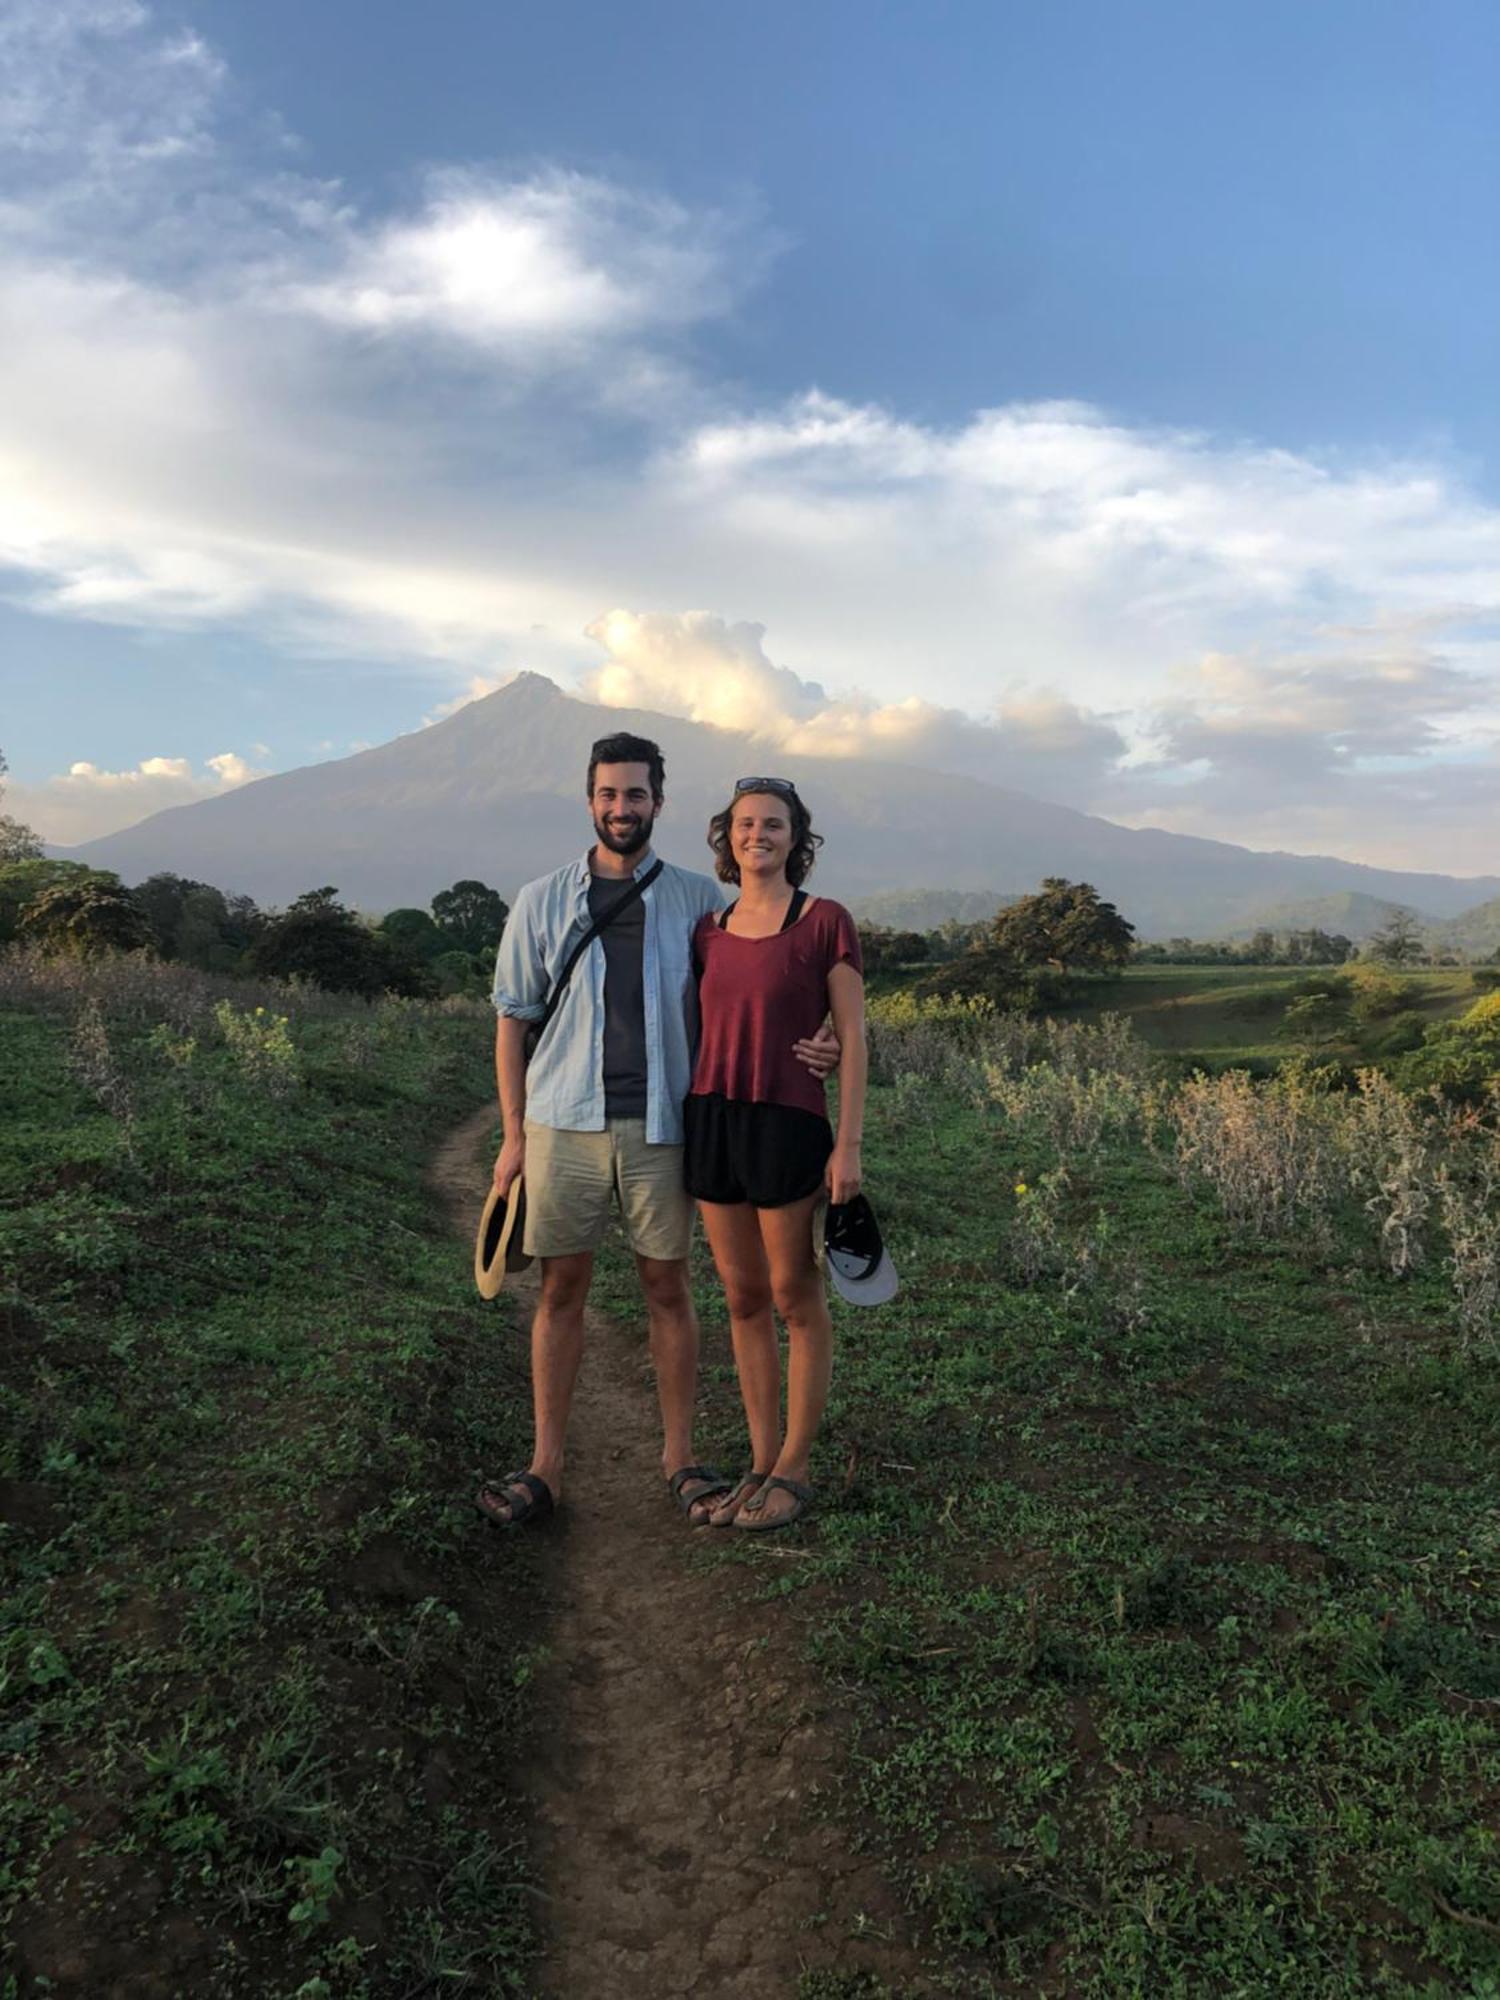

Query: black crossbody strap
left=527, top=858, right=663, bottom=1066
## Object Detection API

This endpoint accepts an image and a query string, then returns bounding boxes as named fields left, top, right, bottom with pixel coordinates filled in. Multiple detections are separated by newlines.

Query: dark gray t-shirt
left=588, top=873, right=648, bottom=1119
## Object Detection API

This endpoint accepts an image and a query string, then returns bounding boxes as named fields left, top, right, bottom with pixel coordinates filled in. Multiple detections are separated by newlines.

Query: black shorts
left=683, top=1092, right=833, bottom=1208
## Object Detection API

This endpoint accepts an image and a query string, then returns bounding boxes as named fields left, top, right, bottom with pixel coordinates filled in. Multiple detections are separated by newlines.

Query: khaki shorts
left=522, top=1118, right=695, bottom=1262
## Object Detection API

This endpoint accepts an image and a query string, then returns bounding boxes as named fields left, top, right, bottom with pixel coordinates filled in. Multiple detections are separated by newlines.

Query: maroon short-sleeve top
left=690, top=897, right=863, bottom=1119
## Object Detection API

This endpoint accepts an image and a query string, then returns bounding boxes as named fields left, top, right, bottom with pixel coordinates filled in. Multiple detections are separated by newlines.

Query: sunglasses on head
left=733, top=775, right=797, bottom=799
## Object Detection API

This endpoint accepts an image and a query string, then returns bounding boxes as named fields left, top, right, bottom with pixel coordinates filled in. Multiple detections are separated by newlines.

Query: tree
left=0, top=860, right=117, bottom=943
left=1368, top=907, right=1424, bottom=968
left=0, top=749, right=44, bottom=864
left=251, top=888, right=432, bottom=997
left=431, top=880, right=508, bottom=956
left=130, top=872, right=265, bottom=971
left=856, top=925, right=930, bottom=973
left=19, top=879, right=155, bottom=956
left=989, top=877, right=1135, bottom=974
left=1279, top=983, right=1354, bottom=1047
left=379, top=907, right=448, bottom=962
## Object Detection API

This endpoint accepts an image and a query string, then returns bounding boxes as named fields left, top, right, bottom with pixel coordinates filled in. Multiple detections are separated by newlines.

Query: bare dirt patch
left=435, top=1107, right=936, bottom=1997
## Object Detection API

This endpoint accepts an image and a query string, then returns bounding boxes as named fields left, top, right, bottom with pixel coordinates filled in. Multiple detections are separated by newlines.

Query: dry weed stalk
left=985, top=1061, right=1145, bottom=1159
left=67, top=997, right=137, bottom=1145
left=1343, top=1069, right=1433, bottom=1276
left=1169, top=1063, right=1344, bottom=1242
left=1435, top=1129, right=1500, bottom=1353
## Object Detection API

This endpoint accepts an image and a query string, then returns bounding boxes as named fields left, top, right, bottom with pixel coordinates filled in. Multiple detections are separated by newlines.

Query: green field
left=1065, top=966, right=1480, bottom=1069
left=1, top=962, right=540, bottom=1996
left=597, top=999, right=1500, bottom=1996
left=5, top=959, right=1498, bottom=1997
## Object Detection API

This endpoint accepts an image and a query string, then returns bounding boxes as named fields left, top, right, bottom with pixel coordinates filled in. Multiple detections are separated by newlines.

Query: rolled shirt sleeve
left=491, top=884, right=548, bottom=1022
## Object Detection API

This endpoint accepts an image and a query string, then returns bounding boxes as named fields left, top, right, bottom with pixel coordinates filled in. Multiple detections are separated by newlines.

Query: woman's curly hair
left=707, top=783, right=824, bottom=887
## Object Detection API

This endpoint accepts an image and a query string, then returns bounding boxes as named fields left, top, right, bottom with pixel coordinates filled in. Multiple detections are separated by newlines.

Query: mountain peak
left=497, top=670, right=563, bottom=700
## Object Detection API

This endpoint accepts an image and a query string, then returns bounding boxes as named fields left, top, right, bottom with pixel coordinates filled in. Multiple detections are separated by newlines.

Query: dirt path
left=430, top=1109, right=935, bottom=1999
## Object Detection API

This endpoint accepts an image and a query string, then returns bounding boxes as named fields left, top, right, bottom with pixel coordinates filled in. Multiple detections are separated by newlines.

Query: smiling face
left=729, top=790, right=795, bottom=884
left=589, top=760, right=660, bottom=857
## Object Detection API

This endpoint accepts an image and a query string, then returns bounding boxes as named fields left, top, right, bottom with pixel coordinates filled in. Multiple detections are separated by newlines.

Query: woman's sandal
left=668, top=1464, right=733, bottom=1524
left=475, top=1470, right=555, bottom=1529
left=707, top=1470, right=770, bottom=1528
left=733, top=1474, right=814, bottom=1531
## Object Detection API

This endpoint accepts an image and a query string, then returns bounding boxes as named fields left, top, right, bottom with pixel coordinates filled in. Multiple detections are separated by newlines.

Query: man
left=478, top=731, right=835, bottom=1527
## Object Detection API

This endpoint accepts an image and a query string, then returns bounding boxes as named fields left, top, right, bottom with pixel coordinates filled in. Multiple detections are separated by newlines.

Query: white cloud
left=582, top=608, right=1130, bottom=796
left=9, top=749, right=267, bottom=845
left=0, top=1, right=223, bottom=173
left=288, top=170, right=756, bottom=356
left=1, top=3, right=1498, bottom=873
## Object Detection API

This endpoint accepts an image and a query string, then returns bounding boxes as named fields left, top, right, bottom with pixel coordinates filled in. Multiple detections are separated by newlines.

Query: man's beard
left=593, top=809, right=654, bottom=857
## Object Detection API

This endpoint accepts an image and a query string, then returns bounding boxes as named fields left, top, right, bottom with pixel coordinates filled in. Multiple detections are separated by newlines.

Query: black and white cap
left=823, top=1194, right=898, bottom=1306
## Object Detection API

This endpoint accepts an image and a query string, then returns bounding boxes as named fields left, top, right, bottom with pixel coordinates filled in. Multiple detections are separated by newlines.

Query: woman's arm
left=825, top=960, right=867, bottom=1204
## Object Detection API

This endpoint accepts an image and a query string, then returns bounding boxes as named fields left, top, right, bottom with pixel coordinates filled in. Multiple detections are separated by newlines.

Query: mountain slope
left=63, top=674, right=1500, bottom=938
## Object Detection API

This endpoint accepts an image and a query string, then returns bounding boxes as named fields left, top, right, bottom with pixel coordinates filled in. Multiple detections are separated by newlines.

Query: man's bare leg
left=636, top=1254, right=701, bottom=1486
left=478, top=1251, right=591, bottom=1521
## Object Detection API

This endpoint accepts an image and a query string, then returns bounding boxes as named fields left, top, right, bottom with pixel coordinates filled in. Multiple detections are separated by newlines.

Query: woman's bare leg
left=757, top=1191, right=833, bottom=1522
left=698, top=1200, right=781, bottom=1502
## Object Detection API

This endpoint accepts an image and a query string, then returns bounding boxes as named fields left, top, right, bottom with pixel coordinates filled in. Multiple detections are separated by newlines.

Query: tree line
left=0, top=858, right=509, bottom=1000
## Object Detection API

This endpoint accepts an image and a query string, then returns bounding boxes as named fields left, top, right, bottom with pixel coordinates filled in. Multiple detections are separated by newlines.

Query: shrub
left=212, top=1001, right=301, bottom=1101
left=1393, top=994, right=1500, bottom=1102
left=1169, top=1062, right=1347, bottom=1242
left=1365, top=1009, right=1427, bottom=1058
left=1279, top=985, right=1354, bottom=1046
left=865, top=991, right=998, bottom=1089
left=1342, top=1070, right=1433, bottom=1276
left=1346, top=964, right=1414, bottom=1023
left=984, top=1061, right=1145, bottom=1160
left=1435, top=1134, right=1500, bottom=1352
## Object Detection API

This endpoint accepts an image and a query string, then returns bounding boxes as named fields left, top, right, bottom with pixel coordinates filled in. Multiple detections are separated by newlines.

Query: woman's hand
left=826, top=1140, right=862, bottom=1206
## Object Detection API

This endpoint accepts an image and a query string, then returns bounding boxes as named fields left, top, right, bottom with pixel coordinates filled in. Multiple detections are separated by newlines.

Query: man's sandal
left=708, top=1471, right=770, bottom=1528
left=734, top=1474, right=815, bottom=1531
left=668, top=1464, right=733, bottom=1525
left=475, top=1470, right=555, bottom=1529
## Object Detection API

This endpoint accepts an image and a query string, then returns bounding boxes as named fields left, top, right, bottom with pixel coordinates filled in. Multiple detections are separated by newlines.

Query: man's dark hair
left=587, top=732, right=665, bottom=803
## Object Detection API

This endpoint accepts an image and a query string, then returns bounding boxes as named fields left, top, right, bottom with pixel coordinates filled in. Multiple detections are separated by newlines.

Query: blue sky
left=3, top=0, right=1498, bottom=870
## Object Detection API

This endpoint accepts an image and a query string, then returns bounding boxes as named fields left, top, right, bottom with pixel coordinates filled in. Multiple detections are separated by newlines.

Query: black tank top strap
left=719, top=891, right=805, bottom=933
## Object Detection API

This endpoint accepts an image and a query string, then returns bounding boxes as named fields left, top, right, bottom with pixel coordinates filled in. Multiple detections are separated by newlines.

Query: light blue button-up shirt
left=492, top=850, right=725, bottom=1145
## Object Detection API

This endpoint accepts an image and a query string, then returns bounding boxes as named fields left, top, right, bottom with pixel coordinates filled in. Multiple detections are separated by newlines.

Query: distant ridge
left=848, top=888, right=1022, bottom=930
left=1430, top=896, right=1500, bottom=961
left=1218, top=890, right=1434, bottom=944
left=61, top=674, right=1500, bottom=941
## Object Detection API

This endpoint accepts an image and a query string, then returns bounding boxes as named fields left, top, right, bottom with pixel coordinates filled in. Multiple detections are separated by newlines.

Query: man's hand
left=493, top=1133, right=525, bottom=1197
left=794, top=1018, right=841, bottom=1079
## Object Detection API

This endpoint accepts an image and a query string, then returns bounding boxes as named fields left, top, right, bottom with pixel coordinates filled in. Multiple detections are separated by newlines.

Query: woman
left=683, top=776, right=867, bottom=1530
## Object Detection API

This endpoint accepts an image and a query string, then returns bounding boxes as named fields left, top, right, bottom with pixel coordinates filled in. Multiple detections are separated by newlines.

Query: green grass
left=1, top=980, right=538, bottom=1997
left=8, top=955, right=1498, bottom=1996
left=631, top=1064, right=1500, bottom=1997
left=1065, top=966, right=1479, bottom=1069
